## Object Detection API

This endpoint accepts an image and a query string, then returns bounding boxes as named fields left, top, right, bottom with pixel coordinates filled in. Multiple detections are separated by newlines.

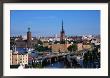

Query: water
left=45, top=61, right=65, bottom=68
left=44, top=59, right=100, bottom=68
left=79, top=59, right=83, bottom=67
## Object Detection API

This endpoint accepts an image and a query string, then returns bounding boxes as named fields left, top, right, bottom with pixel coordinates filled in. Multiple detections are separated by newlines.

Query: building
left=77, top=43, right=92, bottom=51
left=10, top=28, right=38, bottom=49
left=67, top=36, right=82, bottom=41
left=91, top=38, right=100, bottom=46
left=83, top=44, right=92, bottom=50
left=10, top=50, right=28, bottom=66
left=51, top=44, right=71, bottom=52
left=43, top=41, right=50, bottom=47
left=10, top=50, right=13, bottom=65
left=15, top=40, right=27, bottom=48
left=10, top=44, right=28, bottom=66
left=10, top=50, right=19, bottom=65
left=77, top=43, right=83, bottom=51
left=18, top=53, right=28, bottom=65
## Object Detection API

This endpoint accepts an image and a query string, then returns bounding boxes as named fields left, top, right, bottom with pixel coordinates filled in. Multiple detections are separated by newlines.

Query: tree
left=34, top=44, right=51, bottom=52
left=34, top=44, right=44, bottom=52
left=44, top=46, right=51, bottom=52
left=83, top=53, right=88, bottom=67
left=67, top=44, right=77, bottom=52
left=37, top=39, right=43, bottom=45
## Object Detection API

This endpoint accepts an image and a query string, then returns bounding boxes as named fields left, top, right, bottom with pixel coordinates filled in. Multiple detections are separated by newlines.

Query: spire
left=62, top=20, right=64, bottom=31
left=60, top=20, right=65, bottom=44
left=61, top=20, right=64, bottom=33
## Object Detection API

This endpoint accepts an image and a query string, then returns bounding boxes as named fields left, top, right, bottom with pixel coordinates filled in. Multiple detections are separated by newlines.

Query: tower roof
left=28, top=27, right=30, bottom=32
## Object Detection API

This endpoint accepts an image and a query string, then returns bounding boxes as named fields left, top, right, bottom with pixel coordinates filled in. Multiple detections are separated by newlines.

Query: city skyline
left=10, top=10, right=100, bottom=37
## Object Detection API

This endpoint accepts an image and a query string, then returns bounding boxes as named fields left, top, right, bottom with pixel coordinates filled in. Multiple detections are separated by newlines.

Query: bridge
left=31, top=52, right=82, bottom=68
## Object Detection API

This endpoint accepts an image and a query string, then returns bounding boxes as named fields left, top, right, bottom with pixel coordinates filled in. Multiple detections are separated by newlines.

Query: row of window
left=11, top=60, right=28, bottom=64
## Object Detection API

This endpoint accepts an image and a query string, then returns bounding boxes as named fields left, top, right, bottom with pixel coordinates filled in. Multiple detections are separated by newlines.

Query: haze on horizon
left=10, top=10, right=100, bottom=37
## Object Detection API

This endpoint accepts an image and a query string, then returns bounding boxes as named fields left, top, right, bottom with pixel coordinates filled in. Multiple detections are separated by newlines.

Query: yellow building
left=10, top=51, right=19, bottom=65
left=77, top=43, right=92, bottom=51
left=10, top=50, right=12, bottom=65
left=18, top=53, right=28, bottom=65
left=77, top=43, right=83, bottom=51
left=83, top=44, right=92, bottom=50
left=43, top=41, right=49, bottom=47
left=10, top=50, right=28, bottom=65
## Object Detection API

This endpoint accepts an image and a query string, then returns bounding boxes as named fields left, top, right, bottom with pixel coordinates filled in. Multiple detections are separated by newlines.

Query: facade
left=77, top=43, right=83, bottom=51
left=51, top=44, right=71, bottom=52
left=10, top=50, right=13, bottom=65
left=83, top=44, right=92, bottom=50
left=10, top=51, right=19, bottom=65
left=15, top=40, right=38, bottom=48
left=15, top=40, right=27, bottom=48
left=10, top=50, right=28, bottom=65
left=18, top=53, right=28, bottom=65
left=77, top=43, right=92, bottom=51
left=43, top=41, right=50, bottom=47
left=91, top=38, right=100, bottom=45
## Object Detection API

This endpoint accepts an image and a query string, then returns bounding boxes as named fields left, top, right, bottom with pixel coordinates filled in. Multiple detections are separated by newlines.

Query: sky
left=10, top=10, right=100, bottom=37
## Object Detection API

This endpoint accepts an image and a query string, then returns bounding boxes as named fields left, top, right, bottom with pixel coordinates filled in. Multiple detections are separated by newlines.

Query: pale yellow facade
left=10, top=50, right=12, bottom=65
left=77, top=43, right=83, bottom=51
left=77, top=43, right=92, bottom=51
left=18, top=54, right=28, bottom=65
left=10, top=50, right=28, bottom=65
left=83, top=44, right=92, bottom=50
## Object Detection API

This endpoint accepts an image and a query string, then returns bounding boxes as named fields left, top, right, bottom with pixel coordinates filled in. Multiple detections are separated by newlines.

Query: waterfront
left=10, top=45, right=100, bottom=69
left=23, top=48, right=100, bottom=69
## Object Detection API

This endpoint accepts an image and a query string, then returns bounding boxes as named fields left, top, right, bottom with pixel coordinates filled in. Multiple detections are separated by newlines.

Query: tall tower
left=27, top=27, right=32, bottom=41
left=27, top=27, right=32, bottom=48
left=60, top=20, right=65, bottom=43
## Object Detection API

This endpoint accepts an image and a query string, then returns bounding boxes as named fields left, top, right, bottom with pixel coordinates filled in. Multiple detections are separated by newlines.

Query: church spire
left=62, top=20, right=64, bottom=32
left=60, top=20, right=65, bottom=44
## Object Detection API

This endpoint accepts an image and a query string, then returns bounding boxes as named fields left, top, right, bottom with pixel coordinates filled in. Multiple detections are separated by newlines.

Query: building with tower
left=51, top=21, right=72, bottom=52
left=10, top=28, right=38, bottom=49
